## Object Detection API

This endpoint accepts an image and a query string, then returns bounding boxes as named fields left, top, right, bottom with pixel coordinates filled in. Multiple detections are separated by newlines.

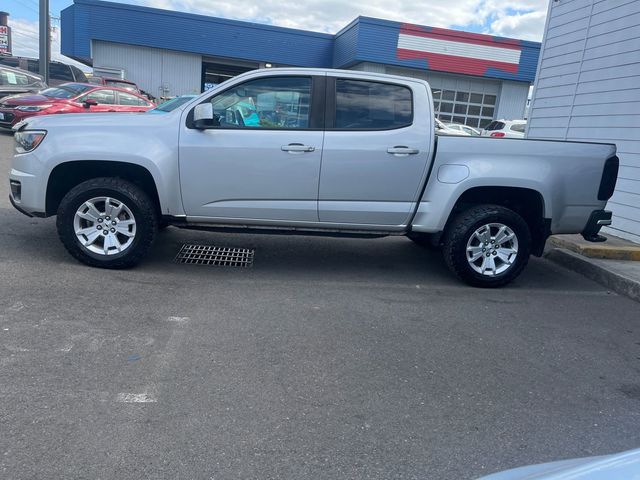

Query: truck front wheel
left=442, top=205, right=531, bottom=288
left=56, top=177, right=158, bottom=268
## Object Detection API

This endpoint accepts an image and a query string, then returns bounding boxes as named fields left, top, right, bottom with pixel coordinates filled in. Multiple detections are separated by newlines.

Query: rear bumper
left=581, top=209, right=612, bottom=242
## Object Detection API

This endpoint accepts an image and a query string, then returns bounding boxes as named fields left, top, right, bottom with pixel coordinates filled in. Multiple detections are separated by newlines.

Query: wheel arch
left=447, top=186, right=549, bottom=256
left=46, top=160, right=162, bottom=217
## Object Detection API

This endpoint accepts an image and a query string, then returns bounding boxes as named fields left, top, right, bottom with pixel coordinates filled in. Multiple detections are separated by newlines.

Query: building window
left=432, top=87, right=496, bottom=129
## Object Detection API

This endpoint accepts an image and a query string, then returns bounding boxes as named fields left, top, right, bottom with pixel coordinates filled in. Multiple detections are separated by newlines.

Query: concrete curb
left=549, top=235, right=640, bottom=261
left=545, top=248, right=640, bottom=302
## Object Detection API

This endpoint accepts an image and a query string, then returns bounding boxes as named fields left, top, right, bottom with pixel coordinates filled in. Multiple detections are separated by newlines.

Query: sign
left=397, top=23, right=522, bottom=77
left=0, top=25, right=10, bottom=53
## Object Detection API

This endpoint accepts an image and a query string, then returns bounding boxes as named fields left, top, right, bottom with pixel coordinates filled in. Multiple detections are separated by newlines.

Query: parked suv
left=0, top=54, right=88, bottom=86
left=481, top=119, right=527, bottom=138
left=0, top=65, right=47, bottom=100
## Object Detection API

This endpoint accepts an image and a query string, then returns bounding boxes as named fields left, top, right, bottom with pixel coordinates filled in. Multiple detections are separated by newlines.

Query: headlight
left=15, top=130, right=47, bottom=154
left=16, top=105, right=53, bottom=112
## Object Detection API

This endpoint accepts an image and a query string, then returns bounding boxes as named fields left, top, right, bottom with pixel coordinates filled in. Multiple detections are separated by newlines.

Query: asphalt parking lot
left=1, top=130, right=639, bottom=479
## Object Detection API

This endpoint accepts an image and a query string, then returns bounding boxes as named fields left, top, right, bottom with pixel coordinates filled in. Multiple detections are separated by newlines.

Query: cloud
left=127, top=0, right=549, bottom=39
left=6, top=0, right=549, bottom=77
left=8, top=17, right=91, bottom=71
left=487, top=4, right=548, bottom=41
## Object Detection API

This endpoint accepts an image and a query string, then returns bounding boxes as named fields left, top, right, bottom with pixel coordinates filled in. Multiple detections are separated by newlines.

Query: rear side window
left=0, top=69, right=31, bottom=86
left=118, top=91, right=148, bottom=106
left=334, top=79, right=412, bottom=130
left=484, top=121, right=505, bottom=131
left=510, top=123, right=525, bottom=133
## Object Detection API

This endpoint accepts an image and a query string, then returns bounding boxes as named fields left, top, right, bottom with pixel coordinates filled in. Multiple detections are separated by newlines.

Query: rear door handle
left=281, top=143, right=315, bottom=153
left=387, top=146, right=419, bottom=155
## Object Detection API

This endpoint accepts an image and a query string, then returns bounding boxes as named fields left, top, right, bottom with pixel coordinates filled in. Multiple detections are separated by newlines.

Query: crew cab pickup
left=9, top=68, right=619, bottom=287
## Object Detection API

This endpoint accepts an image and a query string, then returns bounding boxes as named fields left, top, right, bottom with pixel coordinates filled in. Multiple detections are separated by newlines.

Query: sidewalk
left=545, top=234, right=640, bottom=302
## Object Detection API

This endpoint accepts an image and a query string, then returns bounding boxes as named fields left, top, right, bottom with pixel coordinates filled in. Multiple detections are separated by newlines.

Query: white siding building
left=527, top=0, right=640, bottom=243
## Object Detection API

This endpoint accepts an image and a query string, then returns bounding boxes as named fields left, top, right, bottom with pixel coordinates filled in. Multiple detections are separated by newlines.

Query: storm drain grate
left=174, top=244, right=255, bottom=267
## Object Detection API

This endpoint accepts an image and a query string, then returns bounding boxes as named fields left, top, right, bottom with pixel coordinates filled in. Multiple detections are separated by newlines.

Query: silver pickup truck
left=9, top=68, right=619, bottom=287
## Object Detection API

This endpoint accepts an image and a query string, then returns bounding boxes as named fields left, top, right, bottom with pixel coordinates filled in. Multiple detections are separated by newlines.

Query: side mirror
left=193, top=103, right=219, bottom=129
left=83, top=98, right=98, bottom=109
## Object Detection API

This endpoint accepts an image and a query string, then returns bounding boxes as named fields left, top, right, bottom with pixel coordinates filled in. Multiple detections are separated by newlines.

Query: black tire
left=407, top=232, right=441, bottom=250
left=442, top=205, right=531, bottom=288
left=56, top=177, right=158, bottom=269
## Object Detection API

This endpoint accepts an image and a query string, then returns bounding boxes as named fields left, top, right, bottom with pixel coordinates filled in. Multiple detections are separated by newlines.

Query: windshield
left=40, top=85, right=94, bottom=99
left=152, top=96, right=196, bottom=112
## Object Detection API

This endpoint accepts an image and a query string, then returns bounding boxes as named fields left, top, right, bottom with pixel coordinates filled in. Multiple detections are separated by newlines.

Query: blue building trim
left=61, top=0, right=540, bottom=83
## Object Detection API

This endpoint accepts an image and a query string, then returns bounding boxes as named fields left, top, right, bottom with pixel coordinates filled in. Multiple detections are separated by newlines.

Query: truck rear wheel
left=56, top=177, right=158, bottom=268
left=442, top=205, right=531, bottom=288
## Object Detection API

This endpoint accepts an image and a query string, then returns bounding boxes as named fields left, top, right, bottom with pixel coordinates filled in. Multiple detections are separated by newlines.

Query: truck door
left=179, top=75, right=324, bottom=222
left=318, top=76, right=434, bottom=226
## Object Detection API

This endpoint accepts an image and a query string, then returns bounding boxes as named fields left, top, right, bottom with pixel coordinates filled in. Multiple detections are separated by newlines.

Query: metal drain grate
left=175, top=244, right=255, bottom=267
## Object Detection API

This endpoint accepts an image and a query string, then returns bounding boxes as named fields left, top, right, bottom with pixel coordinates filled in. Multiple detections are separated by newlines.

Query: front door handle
left=387, top=146, right=419, bottom=155
left=281, top=143, right=315, bottom=153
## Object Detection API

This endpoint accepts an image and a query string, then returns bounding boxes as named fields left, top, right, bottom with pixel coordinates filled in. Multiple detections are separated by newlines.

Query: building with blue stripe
left=62, top=0, right=540, bottom=127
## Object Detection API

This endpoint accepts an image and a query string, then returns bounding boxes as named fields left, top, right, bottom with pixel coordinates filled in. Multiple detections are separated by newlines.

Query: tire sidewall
left=58, top=183, right=153, bottom=266
left=449, top=208, right=531, bottom=287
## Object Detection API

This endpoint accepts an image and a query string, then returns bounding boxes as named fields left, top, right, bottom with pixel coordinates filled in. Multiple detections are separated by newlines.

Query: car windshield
left=40, top=85, right=93, bottom=99
left=152, top=96, right=196, bottom=112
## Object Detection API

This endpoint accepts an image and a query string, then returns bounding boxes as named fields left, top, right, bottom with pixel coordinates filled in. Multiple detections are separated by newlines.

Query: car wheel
left=56, top=177, right=158, bottom=268
left=442, top=205, right=531, bottom=288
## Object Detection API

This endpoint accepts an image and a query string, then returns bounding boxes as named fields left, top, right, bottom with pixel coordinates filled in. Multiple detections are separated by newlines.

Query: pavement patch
left=116, top=392, right=157, bottom=403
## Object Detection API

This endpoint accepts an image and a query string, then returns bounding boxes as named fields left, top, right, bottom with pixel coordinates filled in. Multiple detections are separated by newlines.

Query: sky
left=6, top=0, right=549, bottom=70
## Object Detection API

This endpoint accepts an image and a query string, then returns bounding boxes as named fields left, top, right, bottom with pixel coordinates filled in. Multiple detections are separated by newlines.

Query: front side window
left=335, top=79, right=412, bottom=130
left=84, top=89, right=116, bottom=104
left=208, top=76, right=311, bottom=129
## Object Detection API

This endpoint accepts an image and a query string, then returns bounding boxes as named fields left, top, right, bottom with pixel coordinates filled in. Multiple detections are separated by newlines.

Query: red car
left=0, top=82, right=155, bottom=129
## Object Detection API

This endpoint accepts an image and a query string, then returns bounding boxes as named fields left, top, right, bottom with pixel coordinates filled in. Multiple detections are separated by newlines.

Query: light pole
left=39, top=0, right=50, bottom=84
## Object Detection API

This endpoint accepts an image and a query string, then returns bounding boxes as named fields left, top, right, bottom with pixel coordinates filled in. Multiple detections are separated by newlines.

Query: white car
left=482, top=119, right=527, bottom=138
left=445, top=123, right=481, bottom=136
left=435, top=118, right=470, bottom=136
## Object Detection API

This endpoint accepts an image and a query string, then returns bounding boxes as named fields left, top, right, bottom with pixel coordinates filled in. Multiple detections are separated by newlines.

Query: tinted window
left=335, top=79, right=412, bottom=130
left=85, top=89, right=116, bottom=104
left=209, top=76, right=311, bottom=129
left=484, top=121, right=505, bottom=131
left=118, top=92, right=147, bottom=106
left=49, top=63, right=74, bottom=82
left=510, top=123, right=526, bottom=133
